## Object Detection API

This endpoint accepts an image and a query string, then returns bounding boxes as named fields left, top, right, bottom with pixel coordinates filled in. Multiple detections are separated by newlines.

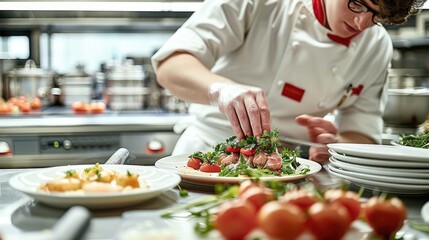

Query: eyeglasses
left=348, top=0, right=383, bottom=25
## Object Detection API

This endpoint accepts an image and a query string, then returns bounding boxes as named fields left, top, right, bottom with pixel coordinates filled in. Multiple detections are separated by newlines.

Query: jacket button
left=299, top=14, right=307, bottom=21
left=278, top=80, right=284, bottom=86
left=318, top=102, right=326, bottom=108
left=332, top=66, right=338, bottom=74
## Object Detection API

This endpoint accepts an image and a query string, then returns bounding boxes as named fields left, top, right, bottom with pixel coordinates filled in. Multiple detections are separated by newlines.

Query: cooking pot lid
left=8, top=59, right=53, bottom=77
left=388, top=87, right=429, bottom=95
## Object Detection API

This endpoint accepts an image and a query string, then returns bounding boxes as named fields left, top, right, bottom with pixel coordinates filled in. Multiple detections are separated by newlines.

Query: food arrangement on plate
left=162, top=180, right=408, bottom=240
left=38, top=163, right=148, bottom=194
left=394, top=132, right=429, bottom=149
left=9, top=164, right=181, bottom=208
left=183, top=130, right=311, bottom=178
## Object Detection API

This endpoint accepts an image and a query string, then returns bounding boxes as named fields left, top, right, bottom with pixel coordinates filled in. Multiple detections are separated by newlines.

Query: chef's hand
left=295, top=114, right=338, bottom=163
left=208, top=82, right=270, bottom=140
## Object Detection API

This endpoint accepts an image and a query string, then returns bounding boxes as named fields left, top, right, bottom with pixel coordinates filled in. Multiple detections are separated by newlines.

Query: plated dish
left=328, top=149, right=429, bottom=168
left=155, top=154, right=321, bottom=184
left=9, top=165, right=181, bottom=209
left=327, top=143, right=429, bottom=162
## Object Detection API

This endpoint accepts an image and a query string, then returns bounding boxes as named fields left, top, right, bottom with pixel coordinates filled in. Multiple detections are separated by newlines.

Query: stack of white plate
left=327, top=143, right=429, bottom=195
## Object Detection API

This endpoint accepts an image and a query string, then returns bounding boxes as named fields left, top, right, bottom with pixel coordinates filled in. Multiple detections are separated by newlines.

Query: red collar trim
left=312, top=0, right=356, bottom=47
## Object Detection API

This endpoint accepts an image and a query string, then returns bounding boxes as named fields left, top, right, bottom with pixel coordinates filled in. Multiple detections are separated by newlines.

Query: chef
left=151, top=0, right=425, bottom=163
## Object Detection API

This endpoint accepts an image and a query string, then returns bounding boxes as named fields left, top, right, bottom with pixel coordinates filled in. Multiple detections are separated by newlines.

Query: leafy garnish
left=399, top=133, right=429, bottom=149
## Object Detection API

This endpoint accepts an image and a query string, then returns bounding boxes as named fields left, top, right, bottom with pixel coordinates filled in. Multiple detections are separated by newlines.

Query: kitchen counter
left=0, top=111, right=190, bottom=168
left=0, top=167, right=428, bottom=240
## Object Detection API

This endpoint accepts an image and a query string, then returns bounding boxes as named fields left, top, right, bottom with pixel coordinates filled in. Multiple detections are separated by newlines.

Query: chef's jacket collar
left=312, top=0, right=358, bottom=47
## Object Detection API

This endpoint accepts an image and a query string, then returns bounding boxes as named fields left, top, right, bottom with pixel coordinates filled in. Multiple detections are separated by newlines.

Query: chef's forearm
left=156, top=52, right=232, bottom=104
left=338, top=131, right=375, bottom=144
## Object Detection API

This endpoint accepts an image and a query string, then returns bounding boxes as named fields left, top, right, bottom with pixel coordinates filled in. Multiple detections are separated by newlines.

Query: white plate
left=328, top=164, right=429, bottom=185
left=155, top=154, right=321, bottom=184
left=329, top=149, right=429, bottom=168
left=327, top=167, right=429, bottom=195
left=422, top=201, right=429, bottom=223
left=9, top=165, right=181, bottom=209
left=327, top=143, right=429, bottom=162
left=329, top=157, right=429, bottom=178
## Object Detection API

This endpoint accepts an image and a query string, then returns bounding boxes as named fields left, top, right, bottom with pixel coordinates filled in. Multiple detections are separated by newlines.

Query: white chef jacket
left=152, top=0, right=392, bottom=154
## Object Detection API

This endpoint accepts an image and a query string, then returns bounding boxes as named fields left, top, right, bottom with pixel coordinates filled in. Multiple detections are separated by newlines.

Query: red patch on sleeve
left=281, top=83, right=305, bottom=102
left=352, top=85, right=364, bottom=96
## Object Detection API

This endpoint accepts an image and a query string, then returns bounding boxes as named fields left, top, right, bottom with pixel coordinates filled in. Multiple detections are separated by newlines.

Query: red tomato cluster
left=214, top=181, right=407, bottom=240
left=71, top=101, right=106, bottom=114
left=0, top=96, right=42, bottom=114
left=186, top=156, right=222, bottom=173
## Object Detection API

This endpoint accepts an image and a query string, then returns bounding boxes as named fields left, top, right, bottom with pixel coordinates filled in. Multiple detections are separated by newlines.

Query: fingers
left=255, top=91, right=271, bottom=133
left=216, top=84, right=270, bottom=139
left=309, top=147, right=331, bottom=163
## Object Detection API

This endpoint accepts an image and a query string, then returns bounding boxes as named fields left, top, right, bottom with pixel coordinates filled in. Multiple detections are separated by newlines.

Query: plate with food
left=9, top=164, right=181, bottom=209
left=155, top=130, right=321, bottom=184
left=391, top=133, right=429, bottom=150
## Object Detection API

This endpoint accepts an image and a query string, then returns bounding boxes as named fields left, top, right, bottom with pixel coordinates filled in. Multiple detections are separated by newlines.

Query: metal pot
left=4, top=59, right=55, bottom=105
left=383, top=88, right=429, bottom=126
left=55, top=68, right=93, bottom=106
left=160, top=89, right=188, bottom=113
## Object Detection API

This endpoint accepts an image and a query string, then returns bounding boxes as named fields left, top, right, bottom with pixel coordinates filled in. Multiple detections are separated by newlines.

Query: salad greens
left=188, top=130, right=310, bottom=177
left=399, top=133, right=429, bottom=149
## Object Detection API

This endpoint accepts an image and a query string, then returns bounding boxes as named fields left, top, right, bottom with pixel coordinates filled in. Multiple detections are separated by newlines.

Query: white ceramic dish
left=329, top=149, right=429, bottom=168
left=329, top=157, right=429, bottom=178
left=327, top=167, right=429, bottom=195
left=327, top=143, right=429, bottom=162
left=155, top=154, right=321, bottom=184
left=422, top=201, right=429, bottom=223
left=9, top=165, right=181, bottom=209
left=328, top=164, right=429, bottom=185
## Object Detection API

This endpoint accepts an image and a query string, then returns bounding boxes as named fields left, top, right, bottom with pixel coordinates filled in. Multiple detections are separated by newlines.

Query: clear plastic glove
left=295, top=114, right=339, bottom=163
left=208, top=82, right=270, bottom=139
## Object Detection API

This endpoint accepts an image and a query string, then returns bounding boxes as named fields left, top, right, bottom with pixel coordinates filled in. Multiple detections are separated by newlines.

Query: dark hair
left=377, top=0, right=426, bottom=24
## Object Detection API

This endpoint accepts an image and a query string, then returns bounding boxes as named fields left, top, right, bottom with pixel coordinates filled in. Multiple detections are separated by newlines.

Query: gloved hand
left=208, top=82, right=271, bottom=139
left=295, top=114, right=338, bottom=163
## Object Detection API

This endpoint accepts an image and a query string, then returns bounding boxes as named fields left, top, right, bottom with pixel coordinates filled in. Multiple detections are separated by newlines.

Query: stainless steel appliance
left=0, top=109, right=187, bottom=168
left=4, top=60, right=55, bottom=105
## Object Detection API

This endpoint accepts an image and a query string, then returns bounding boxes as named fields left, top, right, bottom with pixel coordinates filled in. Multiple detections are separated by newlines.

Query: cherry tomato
left=199, top=162, right=221, bottom=173
left=90, top=102, right=106, bottom=114
left=0, top=103, right=12, bottom=114
left=72, top=101, right=90, bottom=114
left=20, top=102, right=32, bottom=113
left=30, top=97, right=42, bottom=109
left=226, top=145, right=240, bottom=153
left=215, top=200, right=258, bottom=240
left=364, top=196, right=407, bottom=238
left=238, top=180, right=264, bottom=197
left=186, top=157, right=202, bottom=170
left=281, top=188, right=318, bottom=212
left=258, top=201, right=306, bottom=240
left=240, top=147, right=256, bottom=156
left=240, top=185, right=275, bottom=212
left=306, top=202, right=351, bottom=240
left=324, top=189, right=361, bottom=221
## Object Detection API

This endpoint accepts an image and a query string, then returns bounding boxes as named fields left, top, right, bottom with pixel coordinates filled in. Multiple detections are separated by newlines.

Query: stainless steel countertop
left=0, top=167, right=428, bottom=240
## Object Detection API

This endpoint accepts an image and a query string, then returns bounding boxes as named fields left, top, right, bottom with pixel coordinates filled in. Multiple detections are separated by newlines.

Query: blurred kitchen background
left=0, top=1, right=428, bottom=167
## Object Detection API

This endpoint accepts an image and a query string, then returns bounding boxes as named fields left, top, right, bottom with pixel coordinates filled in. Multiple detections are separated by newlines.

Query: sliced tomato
left=226, top=145, right=240, bottom=153
left=240, top=147, right=256, bottom=156
left=186, top=158, right=202, bottom=170
left=199, top=162, right=221, bottom=173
